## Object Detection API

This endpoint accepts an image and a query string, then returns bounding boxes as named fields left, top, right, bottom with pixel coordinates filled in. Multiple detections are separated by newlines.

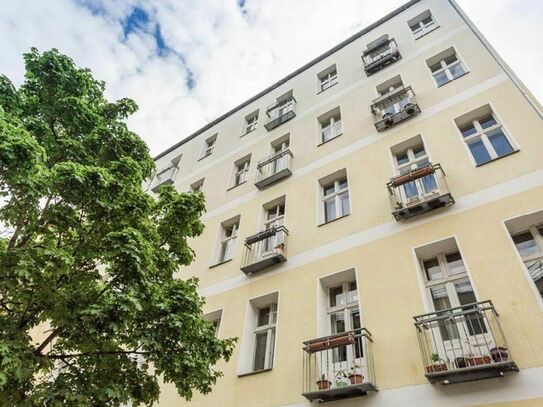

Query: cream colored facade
left=151, top=0, right=543, bottom=406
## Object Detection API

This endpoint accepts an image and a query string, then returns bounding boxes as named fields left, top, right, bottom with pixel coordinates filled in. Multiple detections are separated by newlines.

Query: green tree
left=0, top=48, right=235, bottom=406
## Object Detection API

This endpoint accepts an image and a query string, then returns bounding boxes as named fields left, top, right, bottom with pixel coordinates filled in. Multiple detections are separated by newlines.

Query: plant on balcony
left=334, top=370, right=349, bottom=388
left=490, top=346, right=509, bottom=363
left=466, top=353, right=492, bottom=366
left=425, top=352, right=447, bottom=374
left=273, top=242, right=285, bottom=255
left=316, top=374, right=332, bottom=390
left=347, top=362, right=364, bottom=385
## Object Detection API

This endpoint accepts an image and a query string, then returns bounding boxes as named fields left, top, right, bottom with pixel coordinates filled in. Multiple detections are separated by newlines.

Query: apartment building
left=150, top=0, right=543, bottom=405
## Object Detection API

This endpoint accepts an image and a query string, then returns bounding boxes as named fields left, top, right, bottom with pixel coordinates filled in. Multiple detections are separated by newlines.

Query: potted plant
left=348, top=362, right=364, bottom=385
left=316, top=374, right=331, bottom=390
left=490, top=346, right=509, bottom=362
left=425, top=353, right=447, bottom=374
left=466, top=353, right=492, bottom=366
left=334, top=370, right=349, bottom=388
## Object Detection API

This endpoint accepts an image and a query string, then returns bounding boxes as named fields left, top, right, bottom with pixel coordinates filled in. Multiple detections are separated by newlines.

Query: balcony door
left=325, top=281, right=366, bottom=386
left=261, top=203, right=285, bottom=257
left=272, top=139, right=290, bottom=174
left=380, top=83, right=408, bottom=117
left=394, top=144, right=438, bottom=206
left=422, top=252, right=492, bottom=362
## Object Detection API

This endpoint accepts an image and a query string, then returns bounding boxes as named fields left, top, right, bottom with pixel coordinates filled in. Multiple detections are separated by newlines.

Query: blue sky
left=1, top=0, right=542, bottom=155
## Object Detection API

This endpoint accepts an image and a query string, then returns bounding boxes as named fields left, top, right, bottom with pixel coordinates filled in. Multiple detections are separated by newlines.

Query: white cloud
left=0, top=0, right=541, bottom=156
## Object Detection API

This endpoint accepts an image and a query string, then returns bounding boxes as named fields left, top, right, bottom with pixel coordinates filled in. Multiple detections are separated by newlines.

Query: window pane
left=333, top=120, right=343, bottom=136
left=479, top=115, right=497, bottom=129
left=351, top=309, right=363, bottom=358
left=455, top=280, right=487, bottom=335
left=449, top=62, right=465, bottom=79
left=460, top=124, right=477, bottom=138
left=323, top=183, right=335, bottom=196
left=322, top=126, right=332, bottom=143
left=513, top=232, right=539, bottom=257
left=330, top=312, right=346, bottom=334
left=257, top=307, right=271, bottom=327
left=421, top=16, right=433, bottom=25
left=403, top=181, right=419, bottom=199
left=421, top=174, right=438, bottom=194
left=468, top=138, right=492, bottom=165
left=413, top=145, right=426, bottom=158
left=429, top=62, right=442, bottom=73
left=487, top=129, right=513, bottom=157
left=338, top=178, right=348, bottom=189
left=324, top=198, right=336, bottom=222
left=348, top=281, right=358, bottom=303
left=430, top=285, right=459, bottom=340
left=433, top=71, right=449, bottom=86
left=340, top=191, right=350, bottom=216
left=424, top=258, right=443, bottom=281
left=445, top=252, right=466, bottom=276
left=253, top=332, right=268, bottom=371
left=396, top=152, right=409, bottom=166
left=444, top=54, right=458, bottom=65
left=329, top=285, right=344, bottom=308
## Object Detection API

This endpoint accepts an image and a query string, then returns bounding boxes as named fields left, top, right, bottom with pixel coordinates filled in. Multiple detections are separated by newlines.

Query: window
left=263, top=201, right=285, bottom=253
left=318, top=65, right=338, bottom=92
left=270, top=135, right=290, bottom=174
left=392, top=138, right=438, bottom=203
left=204, top=309, right=223, bottom=337
left=419, top=238, right=487, bottom=342
left=201, top=134, right=217, bottom=159
left=328, top=281, right=360, bottom=361
left=214, top=217, right=240, bottom=265
left=427, top=48, right=467, bottom=86
left=243, top=111, right=259, bottom=135
left=231, top=155, right=251, bottom=188
left=190, top=178, right=204, bottom=193
left=511, top=225, right=543, bottom=299
left=253, top=303, right=277, bottom=371
left=375, top=75, right=412, bottom=117
left=408, top=10, right=438, bottom=39
left=455, top=106, right=516, bottom=166
left=319, top=170, right=350, bottom=224
left=318, top=107, right=343, bottom=144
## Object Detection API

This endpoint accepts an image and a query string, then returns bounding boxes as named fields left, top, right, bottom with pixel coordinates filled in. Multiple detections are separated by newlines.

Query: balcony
left=371, top=86, right=420, bottom=131
left=150, top=165, right=178, bottom=193
left=362, top=37, right=401, bottom=76
left=387, top=163, right=454, bottom=221
left=414, top=301, right=518, bottom=385
left=255, top=149, right=293, bottom=190
left=264, top=97, right=296, bottom=131
left=240, top=225, right=289, bottom=275
left=302, top=328, right=377, bottom=403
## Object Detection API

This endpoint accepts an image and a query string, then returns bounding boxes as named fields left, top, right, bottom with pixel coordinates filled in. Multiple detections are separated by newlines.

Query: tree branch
left=45, top=350, right=150, bottom=359
left=35, top=327, right=62, bottom=355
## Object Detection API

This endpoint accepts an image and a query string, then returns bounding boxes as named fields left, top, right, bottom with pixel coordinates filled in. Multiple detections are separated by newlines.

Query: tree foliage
left=0, top=48, right=235, bottom=406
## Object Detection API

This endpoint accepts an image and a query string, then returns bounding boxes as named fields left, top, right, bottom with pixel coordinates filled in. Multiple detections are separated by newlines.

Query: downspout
left=447, top=0, right=543, bottom=120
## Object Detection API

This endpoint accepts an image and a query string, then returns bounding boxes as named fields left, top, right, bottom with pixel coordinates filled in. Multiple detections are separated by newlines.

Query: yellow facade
left=151, top=0, right=543, bottom=405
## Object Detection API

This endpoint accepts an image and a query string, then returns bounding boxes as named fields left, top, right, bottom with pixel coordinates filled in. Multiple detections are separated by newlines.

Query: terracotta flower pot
left=490, top=347, right=509, bottom=362
left=306, top=333, right=355, bottom=353
left=348, top=373, right=364, bottom=385
left=467, top=356, right=492, bottom=366
left=425, top=363, right=447, bottom=373
left=316, top=380, right=332, bottom=390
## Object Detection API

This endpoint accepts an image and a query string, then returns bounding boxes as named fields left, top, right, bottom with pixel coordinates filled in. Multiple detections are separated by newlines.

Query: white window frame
left=319, top=69, right=338, bottom=92
left=244, top=114, right=258, bottom=135
left=233, top=159, right=250, bottom=187
left=428, top=52, right=466, bottom=86
left=409, top=11, right=439, bottom=39
left=458, top=111, right=516, bottom=166
left=217, top=222, right=239, bottom=264
left=511, top=224, right=543, bottom=299
left=252, top=303, right=277, bottom=371
left=320, top=113, right=343, bottom=144
left=321, top=177, right=350, bottom=224
left=201, top=135, right=217, bottom=159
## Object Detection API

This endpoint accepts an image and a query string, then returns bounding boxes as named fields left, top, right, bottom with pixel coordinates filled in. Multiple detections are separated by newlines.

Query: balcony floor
left=392, top=192, right=454, bottom=221
left=426, top=360, right=519, bottom=384
left=302, top=382, right=378, bottom=403
left=240, top=253, right=286, bottom=275
left=255, top=168, right=292, bottom=190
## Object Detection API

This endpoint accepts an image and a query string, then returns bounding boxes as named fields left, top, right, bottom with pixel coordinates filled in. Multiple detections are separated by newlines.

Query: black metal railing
left=302, top=328, right=377, bottom=402
left=240, top=225, right=289, bottom=275
left=371, top=86, right=420, bottom=131
left=414, top=300, right=518, bottom=384
left=255, top=149, right=293, bottom=189
left=387, top=163, right=454, bottom=221
left=150, top=165, right=178, bottom=192
left=362, top=38, right=401, bottom=75
left=264, top=97, right=296, bottom=131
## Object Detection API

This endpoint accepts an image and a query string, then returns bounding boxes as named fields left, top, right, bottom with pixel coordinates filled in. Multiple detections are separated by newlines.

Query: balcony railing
left=387, top=163, right=454, bottom=221
left=302, top=328, right=377, bottom=403
left=150, top=165, right=178, bottom=192
left=371, top=86, right=420, bottom=131
left=240, top=225, right=289, bottom=275
left=255, top=149, right=293, bottom=190
left=264, top=97, right=296, bottom=131
left=414, top=300, right=518, bottom=385
left=362, top=38, right=401, bottom=75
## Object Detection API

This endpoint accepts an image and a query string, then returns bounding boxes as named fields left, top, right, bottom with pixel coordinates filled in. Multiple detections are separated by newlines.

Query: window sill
left=318, top=213, right=351, bottom=227
left=413, top=25, right=440, bottom=40
left=209, top=258, right=233, bottom=269
left=436, top=71, right=470, bottom=88
left=475, top=149, right=520, bottom=167
left=240, top=128, right=256, bottom=138
left=198, top=154, right=213, bottom=162
left=317, top=133, right=343, bottom=147
left=317, top=82, right=338, bottom=95
left=237, top=368, right=273, bottom=378
left=227, top=180, right=247, bottom=191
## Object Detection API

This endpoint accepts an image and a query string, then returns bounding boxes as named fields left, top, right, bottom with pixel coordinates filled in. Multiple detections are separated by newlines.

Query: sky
left=1, top=0, right=542, bottom=157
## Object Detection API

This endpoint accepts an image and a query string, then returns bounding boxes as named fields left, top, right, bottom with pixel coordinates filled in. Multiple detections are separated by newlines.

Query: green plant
left=430, top=353, right=441, bottom=363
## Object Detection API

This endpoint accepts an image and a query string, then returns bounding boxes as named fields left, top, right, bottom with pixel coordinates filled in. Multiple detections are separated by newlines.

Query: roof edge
left=154, top=0, right=421, bottom=161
